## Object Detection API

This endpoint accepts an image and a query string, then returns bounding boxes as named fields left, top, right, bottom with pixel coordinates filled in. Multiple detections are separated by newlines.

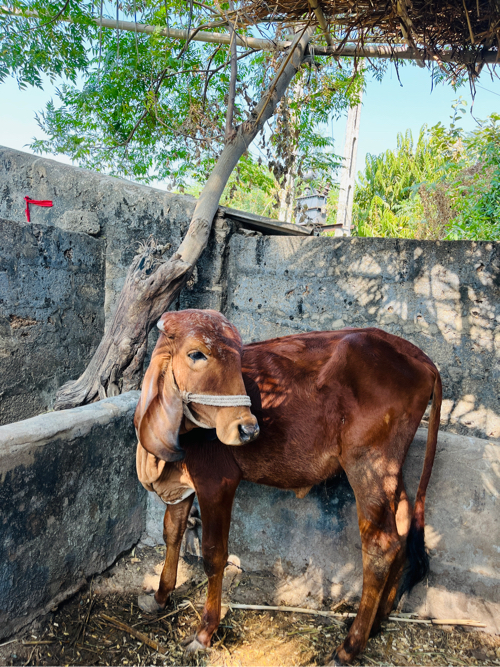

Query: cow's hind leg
left=138, top=494, right=194, bottom=613
left=370, top=473, right=412, bottom=636
left=330, top=471, right=401, bottom=665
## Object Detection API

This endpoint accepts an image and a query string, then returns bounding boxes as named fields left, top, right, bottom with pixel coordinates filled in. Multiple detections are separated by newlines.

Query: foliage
left=441, top=111, right=500, bottom=240
left=186, top=153, right=281, bottom=218
left=0, top=0, right=363, bottom=186
left=353, top=101, right=500, bottom=241
left=353, top=126, right=449, bottom=238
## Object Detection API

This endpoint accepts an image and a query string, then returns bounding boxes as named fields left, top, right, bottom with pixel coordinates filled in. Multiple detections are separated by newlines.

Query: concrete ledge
left=406, top=429, right=500, bottom=633
left=0, top=391, right=145, bottom=640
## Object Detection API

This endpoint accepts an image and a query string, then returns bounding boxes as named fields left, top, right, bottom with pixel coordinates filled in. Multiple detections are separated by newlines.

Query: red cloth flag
left=24, top=196, right=53, bottom=222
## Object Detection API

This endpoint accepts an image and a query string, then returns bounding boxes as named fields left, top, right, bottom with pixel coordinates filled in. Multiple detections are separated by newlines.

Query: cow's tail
left=402, top=368, right=442, bottom=595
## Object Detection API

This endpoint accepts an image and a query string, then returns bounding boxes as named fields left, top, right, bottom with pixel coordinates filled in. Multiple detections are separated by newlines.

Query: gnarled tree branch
left=54, top=24, right=315, bottom=411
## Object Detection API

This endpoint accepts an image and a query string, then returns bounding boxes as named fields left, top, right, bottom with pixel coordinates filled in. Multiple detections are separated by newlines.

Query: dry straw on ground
left=1, top=546, right=499, bottom=667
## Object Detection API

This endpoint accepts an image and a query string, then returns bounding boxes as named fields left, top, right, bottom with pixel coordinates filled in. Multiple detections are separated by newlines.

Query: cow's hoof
left=327, top=650, right=345, bottom=666
left=137, top=594, right=163, bottom=613
left=181, top=635, right=208, bottom=654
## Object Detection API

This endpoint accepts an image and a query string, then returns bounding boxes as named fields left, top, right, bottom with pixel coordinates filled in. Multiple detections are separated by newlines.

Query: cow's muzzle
left=238, top=422, right=260, bottom=443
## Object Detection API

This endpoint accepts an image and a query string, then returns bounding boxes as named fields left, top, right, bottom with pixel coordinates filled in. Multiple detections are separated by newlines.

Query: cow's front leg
left=182, top=478, right=239, bottom=653
left=138, top=494, right=194, bottom=613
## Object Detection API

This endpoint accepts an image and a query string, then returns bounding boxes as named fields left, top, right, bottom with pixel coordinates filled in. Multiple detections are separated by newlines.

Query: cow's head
left=134, top=309, right=260, bottom=461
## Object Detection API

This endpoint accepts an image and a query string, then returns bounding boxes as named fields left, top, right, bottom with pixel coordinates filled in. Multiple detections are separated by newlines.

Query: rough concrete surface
left=0, top=146, right=195, bottom=324
left=0, top=218, right=104, bottom=425
left=225, top=235, right=500, bottom=440
left=0, top=391, right=145, bottom=640
left=405, top=429, right=500, bottom=634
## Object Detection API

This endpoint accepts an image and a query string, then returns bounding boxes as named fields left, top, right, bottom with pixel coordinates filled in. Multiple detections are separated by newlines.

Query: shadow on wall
left=207, top=236, right=500, bottom=632
left=225, top=236, right=500, bottom=440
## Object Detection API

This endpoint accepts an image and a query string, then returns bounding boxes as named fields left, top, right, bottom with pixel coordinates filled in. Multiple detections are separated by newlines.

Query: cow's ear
left=134, top=350, right=185, bottom=462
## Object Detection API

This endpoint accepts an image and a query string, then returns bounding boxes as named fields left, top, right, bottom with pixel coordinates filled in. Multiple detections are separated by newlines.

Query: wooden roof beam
left=307, top=0, right=334, bottom=47
left=1, top=8, right=498, bottom=63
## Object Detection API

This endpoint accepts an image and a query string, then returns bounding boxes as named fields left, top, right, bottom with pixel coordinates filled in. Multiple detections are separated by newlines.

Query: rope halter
left=179, top=390, right=252, bottom=429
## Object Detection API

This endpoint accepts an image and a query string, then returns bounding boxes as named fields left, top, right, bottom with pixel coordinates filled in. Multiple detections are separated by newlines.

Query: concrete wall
left=0, top=218, right=105, bottom=425
left=225, top=235, right=500, bottom=440
left=0, top=147, right=229, bottom=425
left=0, top=391, right=144, bottom=640
left=0, top=146, right=196, bottom=324
left=4, top=148, right=499, bottom=440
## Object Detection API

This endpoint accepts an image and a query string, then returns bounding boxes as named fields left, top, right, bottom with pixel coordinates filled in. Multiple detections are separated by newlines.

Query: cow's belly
left=233, top=437, right=343, bottom=490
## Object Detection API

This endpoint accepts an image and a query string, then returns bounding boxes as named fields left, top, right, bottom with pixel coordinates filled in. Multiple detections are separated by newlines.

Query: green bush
left=353, top=103, right=500, bottom=241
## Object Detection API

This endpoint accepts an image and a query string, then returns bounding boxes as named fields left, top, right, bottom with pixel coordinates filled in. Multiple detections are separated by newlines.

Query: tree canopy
left=1, top=1, right=365, bottom=188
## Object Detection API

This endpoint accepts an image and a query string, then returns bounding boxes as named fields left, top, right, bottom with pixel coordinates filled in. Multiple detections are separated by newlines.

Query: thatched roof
left=242, top=0, right=499, bottom=72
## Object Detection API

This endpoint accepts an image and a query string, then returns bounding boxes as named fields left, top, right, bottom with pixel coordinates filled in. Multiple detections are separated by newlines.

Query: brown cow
left=134, top=309, right=441, bottom=665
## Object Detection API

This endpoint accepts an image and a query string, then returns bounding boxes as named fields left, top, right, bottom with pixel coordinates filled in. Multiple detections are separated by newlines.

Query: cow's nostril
left=238, top=423, right=260, bottom=442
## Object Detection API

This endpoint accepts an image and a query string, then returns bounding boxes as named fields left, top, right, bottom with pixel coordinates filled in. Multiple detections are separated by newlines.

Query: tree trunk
left=277, top=80, right=303, bottom=223
left=278, top=169, right=295, bottom=222
left=54, top=25, right=315, bottom=411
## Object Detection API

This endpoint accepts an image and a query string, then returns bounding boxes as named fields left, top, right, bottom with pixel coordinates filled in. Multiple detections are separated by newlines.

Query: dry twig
left=100, top=614, right=168, bottom=654
left=220, top=603, right=487, bottom=627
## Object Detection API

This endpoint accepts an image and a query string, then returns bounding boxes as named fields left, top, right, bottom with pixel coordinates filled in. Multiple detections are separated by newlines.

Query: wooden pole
left=335, top=85, right=363, bottom=237
left=307, top=0, right=334, bottom=47
left=1, top=7, right=498, bottom=63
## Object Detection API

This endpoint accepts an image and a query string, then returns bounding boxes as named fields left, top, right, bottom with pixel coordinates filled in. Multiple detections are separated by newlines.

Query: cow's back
left=232, top=328, right=437, bottom=489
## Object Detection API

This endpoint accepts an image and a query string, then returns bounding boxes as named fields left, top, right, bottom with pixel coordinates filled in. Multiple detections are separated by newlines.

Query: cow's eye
left=188, top=351, right=207, bottom=362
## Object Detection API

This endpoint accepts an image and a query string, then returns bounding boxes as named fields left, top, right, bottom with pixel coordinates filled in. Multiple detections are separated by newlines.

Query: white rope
left=180, top=391, right=252, bottom=429
left=180, top=391, right=251, bottom=407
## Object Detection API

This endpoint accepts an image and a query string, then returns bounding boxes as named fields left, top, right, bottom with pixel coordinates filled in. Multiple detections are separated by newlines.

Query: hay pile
left=242, top=0, right=499, bottom=70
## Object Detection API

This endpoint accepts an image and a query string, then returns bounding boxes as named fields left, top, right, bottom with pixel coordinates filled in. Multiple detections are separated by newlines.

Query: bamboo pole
left=307, top=0, right=334, bottom=46
left=1, top=7, right=498, bottom=63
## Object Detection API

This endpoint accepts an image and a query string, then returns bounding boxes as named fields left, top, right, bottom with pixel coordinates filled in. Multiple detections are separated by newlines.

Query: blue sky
left=339, top=64, right=500, bottom=173
left=0, top=61, right=499, bottom=182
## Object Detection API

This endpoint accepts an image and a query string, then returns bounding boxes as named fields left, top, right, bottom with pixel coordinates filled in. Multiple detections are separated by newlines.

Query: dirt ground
left=1, top=545, right=499, bottom=667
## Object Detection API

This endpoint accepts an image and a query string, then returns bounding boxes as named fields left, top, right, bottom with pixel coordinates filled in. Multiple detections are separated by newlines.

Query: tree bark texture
left=54, top=25, right=315, bottom=411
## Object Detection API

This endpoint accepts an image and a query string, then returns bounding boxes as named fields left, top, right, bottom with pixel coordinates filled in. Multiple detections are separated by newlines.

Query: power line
left=476, top=83, right=500, bottom=98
